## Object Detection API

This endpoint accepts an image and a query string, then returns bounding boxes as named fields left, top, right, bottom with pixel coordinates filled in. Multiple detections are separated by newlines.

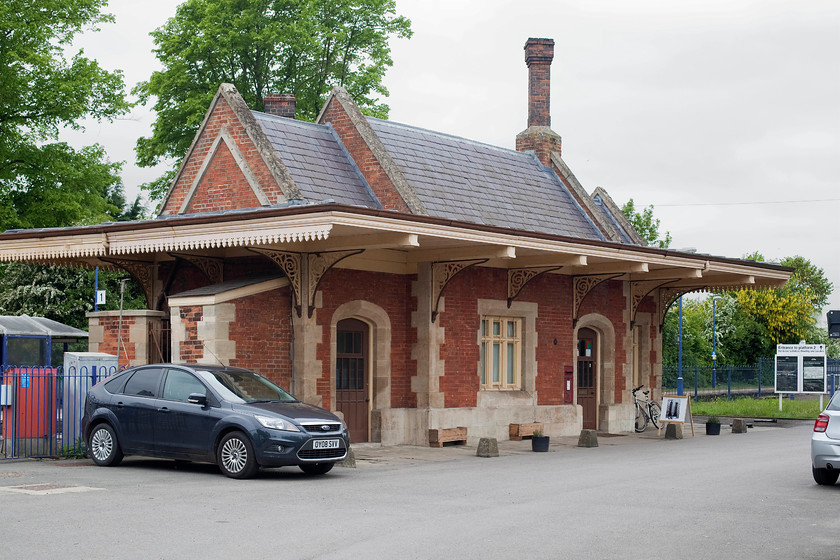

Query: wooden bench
left=509, top=422, right=543, bottom=441
left=428, top=427, right=467, bottom=447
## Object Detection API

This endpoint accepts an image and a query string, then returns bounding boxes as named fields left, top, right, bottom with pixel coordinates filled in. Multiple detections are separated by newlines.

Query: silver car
left=811, top=391, right=840, bottom=486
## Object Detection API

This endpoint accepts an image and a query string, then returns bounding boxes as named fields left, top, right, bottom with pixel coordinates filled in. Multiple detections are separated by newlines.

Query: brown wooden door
left=336, top=319, right=369, bottom=442
left=577, top=328, right=597, bottom=430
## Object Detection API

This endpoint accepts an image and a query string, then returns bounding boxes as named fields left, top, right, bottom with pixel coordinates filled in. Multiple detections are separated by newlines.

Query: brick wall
left=228, top=287, right=293, bottom=389
left=315, top=269, right=417, bottom=408
left=320, top=98, right=410, bottom=213
left=160, top=96, right=284, bottom=215
left=90, top=315, right=137, bottom=367
left=178, top=306, right=204, bottom=363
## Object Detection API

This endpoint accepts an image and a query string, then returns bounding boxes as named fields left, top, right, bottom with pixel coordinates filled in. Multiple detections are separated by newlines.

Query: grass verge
left=691, top=396, right=825, bottom=420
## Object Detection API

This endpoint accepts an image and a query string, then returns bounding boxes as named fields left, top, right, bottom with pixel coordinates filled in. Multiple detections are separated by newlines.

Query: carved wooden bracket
left=306, top=249, right=364, bottom=317
left=248, top=248, right=303, bottom=316
left=169, top=253, right=224, bottom=284
left=630, top=279, right=679, bottom=326
left=249, top=248, right=364, bottom=317
left=431, top=259, right=488, bottom=322
left=573, top=274, right=623, bottom=324
left=99, top=258, right=158, bottom=310
left=658, top=286, right=698, bottom=331
left=507, top=267, right=562, bottom=307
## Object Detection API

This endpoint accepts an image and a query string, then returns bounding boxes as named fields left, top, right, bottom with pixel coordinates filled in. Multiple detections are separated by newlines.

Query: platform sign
left=775, top=343, right=826, bottom=394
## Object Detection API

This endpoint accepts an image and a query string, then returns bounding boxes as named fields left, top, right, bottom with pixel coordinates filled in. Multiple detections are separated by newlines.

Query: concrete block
left=732, top=418, right=748, bottom=433
left=578, top=429, right=599, bottom=448
left=664, top=423, right=683, bottom=439
left=337, top=447, right=356, bottom=468
left=476, top=437, right=499, bottom=458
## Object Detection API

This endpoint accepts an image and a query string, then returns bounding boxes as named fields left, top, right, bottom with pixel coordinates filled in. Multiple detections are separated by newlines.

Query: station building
left=0, top=38, right=790, bottom=444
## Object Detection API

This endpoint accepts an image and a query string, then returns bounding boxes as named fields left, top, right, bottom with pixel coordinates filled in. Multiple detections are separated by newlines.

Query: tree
left=620, top=199, right=672, bottom=248
left=0, top=0, right=131, bottom=231
left=135, top=0, right=413, bottom=201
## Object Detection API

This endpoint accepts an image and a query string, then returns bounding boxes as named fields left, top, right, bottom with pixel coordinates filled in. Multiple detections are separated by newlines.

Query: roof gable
left=159, top=84, right=301, bottom=216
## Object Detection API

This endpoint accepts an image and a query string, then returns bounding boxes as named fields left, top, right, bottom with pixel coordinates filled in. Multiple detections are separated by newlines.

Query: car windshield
left=828, top=391, right=840, bottom=411
left=195, top=369, right=297, bottom=404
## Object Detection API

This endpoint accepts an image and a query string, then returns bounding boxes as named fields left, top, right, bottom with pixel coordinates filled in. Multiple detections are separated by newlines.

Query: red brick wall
left=228, top=286, right=293, bottom=389
left=160, top=96, right=283, bottom=215
left=578, top=279, right=629, bottom=403
left=320, top=98, right=410, bottom=213
left=93, top=316, right=137, bottom=367
left=185, top=142, right=262, bottom=213
left=178, top=306, right=204, bottom=363
left=438, top=269, right=631, bottom=408
left=315, top=269, right=417, bottom=409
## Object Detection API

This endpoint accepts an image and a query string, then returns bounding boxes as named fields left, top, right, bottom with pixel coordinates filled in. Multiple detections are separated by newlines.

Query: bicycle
left=632, top=385, right=661, bottom=433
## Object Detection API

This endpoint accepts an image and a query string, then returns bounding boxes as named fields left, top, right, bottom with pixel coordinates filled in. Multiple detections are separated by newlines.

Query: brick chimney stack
left=263, top=94, right=296, bottom=119
left=525, top=38, right=554, bottom=127
left=516, top=38, right=561, bottom=165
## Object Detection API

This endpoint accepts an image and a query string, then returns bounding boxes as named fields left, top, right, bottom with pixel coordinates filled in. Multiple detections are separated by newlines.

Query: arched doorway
left=577, top=328, right=597, bottom=430
left=336, top=318, right=369, bottom=442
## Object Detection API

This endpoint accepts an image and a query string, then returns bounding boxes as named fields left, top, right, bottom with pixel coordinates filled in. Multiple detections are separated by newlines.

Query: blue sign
left=21, top=373, right=30, bottom=388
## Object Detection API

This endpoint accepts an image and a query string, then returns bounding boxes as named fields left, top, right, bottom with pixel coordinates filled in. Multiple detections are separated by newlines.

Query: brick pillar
left=516, top=38, right=561, bottom=166
left=263, top=94, right=296, bottom=118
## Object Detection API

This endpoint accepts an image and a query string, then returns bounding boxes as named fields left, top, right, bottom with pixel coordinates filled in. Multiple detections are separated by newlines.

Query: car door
left=112, top=366, right=165, bottom=452
left=154, top=368, right=220, bottom=459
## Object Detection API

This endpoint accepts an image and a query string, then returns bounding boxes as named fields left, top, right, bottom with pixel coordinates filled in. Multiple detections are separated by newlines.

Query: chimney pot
left=263, top=94, right=296, bottom=119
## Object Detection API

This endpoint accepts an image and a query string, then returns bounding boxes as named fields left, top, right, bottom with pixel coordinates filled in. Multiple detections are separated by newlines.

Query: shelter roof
left=0, top=315, right=88, bottom=339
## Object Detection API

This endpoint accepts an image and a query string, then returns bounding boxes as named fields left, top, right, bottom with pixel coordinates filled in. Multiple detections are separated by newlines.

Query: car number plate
left=313, top=439, right=340, bottom=450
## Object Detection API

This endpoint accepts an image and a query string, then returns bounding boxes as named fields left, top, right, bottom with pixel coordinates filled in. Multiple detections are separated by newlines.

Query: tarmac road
left=0, top=420, right=836, bottom=560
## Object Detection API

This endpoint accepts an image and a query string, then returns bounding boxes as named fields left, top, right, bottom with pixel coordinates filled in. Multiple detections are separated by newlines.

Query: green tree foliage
left=620, top=199, right=672, bottom=249
left=0, top=0, right=132, bottom=231
left=0, top=264, right=146, bottom=331
left=135, top=0, right=413, bottom=201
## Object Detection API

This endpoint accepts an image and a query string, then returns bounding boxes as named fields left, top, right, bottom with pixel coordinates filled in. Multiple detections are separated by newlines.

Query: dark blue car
left=81, top=364, right=349, bottom=478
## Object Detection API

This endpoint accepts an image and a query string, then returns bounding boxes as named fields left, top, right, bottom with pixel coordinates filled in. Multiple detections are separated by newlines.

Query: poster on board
left=660, top=395, right=689, bottom=423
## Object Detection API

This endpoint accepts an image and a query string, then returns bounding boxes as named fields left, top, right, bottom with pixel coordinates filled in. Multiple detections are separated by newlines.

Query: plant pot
left=705, top=422, right=721, bottom=436
left=531, top=436, right=550, bottom=452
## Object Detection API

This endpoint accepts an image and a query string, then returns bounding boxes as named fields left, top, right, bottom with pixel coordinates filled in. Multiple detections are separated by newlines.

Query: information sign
left=775, top=343, right=826, bottom=394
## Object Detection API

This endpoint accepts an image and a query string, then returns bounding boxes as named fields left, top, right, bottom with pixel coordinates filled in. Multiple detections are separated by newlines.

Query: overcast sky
left=65, top=0, right=840, bottom=318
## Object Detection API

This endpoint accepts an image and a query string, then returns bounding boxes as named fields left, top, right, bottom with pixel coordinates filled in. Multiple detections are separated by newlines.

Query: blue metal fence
left=0, top=365, right=121, bottom=459
left=664, top=358, right=840, bottom=399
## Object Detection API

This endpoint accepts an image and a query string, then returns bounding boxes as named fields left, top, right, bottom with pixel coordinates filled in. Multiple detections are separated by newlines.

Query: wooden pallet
left=428, top=427, right=467, bottom=447
left=509, top=422, right=543, bottom=441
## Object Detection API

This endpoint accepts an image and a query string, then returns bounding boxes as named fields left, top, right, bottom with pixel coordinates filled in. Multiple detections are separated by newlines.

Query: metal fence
left=0, top=365, right=121, bottom=459
left=664, top=358, right=840, bottom=399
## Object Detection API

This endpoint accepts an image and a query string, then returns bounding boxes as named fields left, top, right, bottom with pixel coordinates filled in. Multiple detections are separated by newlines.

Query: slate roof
left=591, top=193, right=635, bottom=244
left=253, top=112, right=380, bottom=209
left=366, top=118, right=605, bottom=240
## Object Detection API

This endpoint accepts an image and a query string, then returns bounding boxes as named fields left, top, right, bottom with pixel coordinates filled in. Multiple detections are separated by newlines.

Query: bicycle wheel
left=634, top=403, right=648, bottom=432
left=648, top=402, right=662, bottom=429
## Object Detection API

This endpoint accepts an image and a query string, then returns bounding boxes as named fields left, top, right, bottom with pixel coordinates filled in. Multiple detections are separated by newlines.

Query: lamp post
left=678, top=296, right=684, bottom=396
left=712, top=295, right=721, bottom=389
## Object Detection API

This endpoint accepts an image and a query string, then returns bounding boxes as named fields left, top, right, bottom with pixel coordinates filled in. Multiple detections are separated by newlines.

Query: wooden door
left=576, top=328, right=597, bottom=430
left=336, top=319, right=369, bottom=442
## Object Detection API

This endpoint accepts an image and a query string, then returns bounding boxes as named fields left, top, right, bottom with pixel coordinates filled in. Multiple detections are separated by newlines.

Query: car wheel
left=88, top=423, right=124, bottom=467
left=217, top=432, right=258, bottom=479
left=812, top=466, right=839, bottom=486
left=299, top=462, right=335, bottom=475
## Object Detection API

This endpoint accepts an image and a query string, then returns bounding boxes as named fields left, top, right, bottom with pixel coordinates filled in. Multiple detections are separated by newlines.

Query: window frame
left=479, top=316, right=523, bottom=391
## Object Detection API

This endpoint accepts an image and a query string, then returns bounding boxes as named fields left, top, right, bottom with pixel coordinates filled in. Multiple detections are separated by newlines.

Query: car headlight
left=255, top=415, right=300, bottom=432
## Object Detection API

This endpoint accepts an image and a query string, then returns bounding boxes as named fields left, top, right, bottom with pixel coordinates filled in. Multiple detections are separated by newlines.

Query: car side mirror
left=187, top=393, right=207, bottom=406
